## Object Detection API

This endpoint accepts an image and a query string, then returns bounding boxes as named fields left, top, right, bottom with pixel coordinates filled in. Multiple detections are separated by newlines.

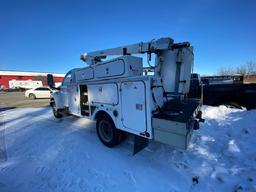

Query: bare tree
left=236, top=65, right=246, bottom=76
left=217, top=67, right=235, bottom=75
left=217, top=61, right=256, bottom=76
left=245, top=61, right=256, bottom=75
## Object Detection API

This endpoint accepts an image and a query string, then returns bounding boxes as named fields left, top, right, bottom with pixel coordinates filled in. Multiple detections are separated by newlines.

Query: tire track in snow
left=0, top=112, right=7, bottom=162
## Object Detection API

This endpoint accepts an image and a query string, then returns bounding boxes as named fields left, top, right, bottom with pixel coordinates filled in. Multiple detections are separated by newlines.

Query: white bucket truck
left=49, top=37, right=204, bottom=154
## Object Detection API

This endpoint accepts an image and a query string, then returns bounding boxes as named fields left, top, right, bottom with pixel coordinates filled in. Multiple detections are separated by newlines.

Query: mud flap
left=133, top=135, right=149, bottom=155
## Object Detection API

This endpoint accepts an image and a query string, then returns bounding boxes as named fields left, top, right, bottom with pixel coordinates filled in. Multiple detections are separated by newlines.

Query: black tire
left=29, top=93, right=36, bottom=100
left=96, top=114, right=122, bottom=147
left=51, top=102, right=63, bottom=118
left=224, top=102, right=242, bottom=109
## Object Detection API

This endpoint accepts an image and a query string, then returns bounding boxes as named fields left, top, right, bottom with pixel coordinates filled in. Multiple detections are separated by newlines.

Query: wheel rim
left=30, top=94, right=35, bottom=99
left=98, top=120, right=113, bottom=142
left=53, top=108, right=58, bottom=116
left=52, top=103, right=58, bottom=116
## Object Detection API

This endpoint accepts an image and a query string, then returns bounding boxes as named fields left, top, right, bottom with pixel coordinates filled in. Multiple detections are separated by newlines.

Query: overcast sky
left=0, top=0, right=255, bottom=75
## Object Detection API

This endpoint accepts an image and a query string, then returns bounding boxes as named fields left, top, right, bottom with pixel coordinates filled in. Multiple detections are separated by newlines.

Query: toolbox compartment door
left=88, top=83, right=118, bottom=105
left=95, top=59, right=125, bottom=78
left=152, top=118, right=193, bottom=149
left=76, top=67, right=94, bottom=81
left=121, top=81, right=146, bottom=133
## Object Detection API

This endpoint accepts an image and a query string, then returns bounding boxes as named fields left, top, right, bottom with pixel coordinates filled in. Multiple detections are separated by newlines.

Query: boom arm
left=81, top=37, right=175, bottom=65
left=80, top=37, right=193, bottom=95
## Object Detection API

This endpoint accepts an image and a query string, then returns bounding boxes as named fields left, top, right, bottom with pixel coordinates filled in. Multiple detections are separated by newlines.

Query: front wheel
left=51, top=102, right=63, bottom=118
left=96, top=114, right=122, bottom=147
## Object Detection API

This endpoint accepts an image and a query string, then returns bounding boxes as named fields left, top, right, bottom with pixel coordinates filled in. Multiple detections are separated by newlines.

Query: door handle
left=136, top=104, right=143, bottom=110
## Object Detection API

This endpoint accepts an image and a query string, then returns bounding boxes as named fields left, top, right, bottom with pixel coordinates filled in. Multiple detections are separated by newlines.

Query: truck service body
left=50, top=37, right=203, bottom=153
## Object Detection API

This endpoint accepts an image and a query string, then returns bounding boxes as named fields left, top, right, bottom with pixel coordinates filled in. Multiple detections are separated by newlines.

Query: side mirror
left=47, top=74, right=55, bottom=88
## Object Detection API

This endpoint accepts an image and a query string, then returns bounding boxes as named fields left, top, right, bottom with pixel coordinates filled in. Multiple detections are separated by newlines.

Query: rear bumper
left=152, top=98, right=202, bottom=149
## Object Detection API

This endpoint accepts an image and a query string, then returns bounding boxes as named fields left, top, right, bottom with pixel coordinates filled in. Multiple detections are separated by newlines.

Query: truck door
left=121, top=81, right=147, bottom=133
left=68, top=75, right=80, bottom=116
left=60, top=71, right=72, bottom=107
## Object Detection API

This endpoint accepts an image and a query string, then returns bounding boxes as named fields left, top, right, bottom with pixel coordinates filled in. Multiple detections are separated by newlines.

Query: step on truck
left=48, top=37, right=204, bottom=154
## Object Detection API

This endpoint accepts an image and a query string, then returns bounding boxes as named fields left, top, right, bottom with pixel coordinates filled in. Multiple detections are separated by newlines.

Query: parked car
left=25, top=86, right=53, bottom=99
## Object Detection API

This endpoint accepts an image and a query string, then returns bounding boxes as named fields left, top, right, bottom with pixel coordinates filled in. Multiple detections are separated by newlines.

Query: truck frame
left=49, top=37, right=203, bottom=154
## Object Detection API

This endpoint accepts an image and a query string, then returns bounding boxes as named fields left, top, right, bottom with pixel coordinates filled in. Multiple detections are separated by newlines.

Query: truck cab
left=51, top=69, right=80, bottom=114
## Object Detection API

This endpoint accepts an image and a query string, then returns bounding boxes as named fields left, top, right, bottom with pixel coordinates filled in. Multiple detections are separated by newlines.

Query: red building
left=0, top=70, right=65, bottom=89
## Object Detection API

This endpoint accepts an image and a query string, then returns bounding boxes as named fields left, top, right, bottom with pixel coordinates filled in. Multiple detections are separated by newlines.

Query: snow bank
left=0, top=106, right=255, bottom=192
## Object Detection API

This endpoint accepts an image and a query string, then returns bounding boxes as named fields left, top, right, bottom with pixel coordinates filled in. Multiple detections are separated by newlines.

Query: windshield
left=62, top=71, right=72, bottom=86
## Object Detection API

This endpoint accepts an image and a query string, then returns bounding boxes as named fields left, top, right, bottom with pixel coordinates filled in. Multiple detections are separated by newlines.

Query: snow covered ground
left=0, top=106, right=255, bottom=192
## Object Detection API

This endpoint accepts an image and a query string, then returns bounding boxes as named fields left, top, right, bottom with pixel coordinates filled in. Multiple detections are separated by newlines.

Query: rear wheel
left=96, top=114, right=123, bottom=147
left=29, top=93, right=36, bottom=100
left=51, top=102, right=63, bottom=118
